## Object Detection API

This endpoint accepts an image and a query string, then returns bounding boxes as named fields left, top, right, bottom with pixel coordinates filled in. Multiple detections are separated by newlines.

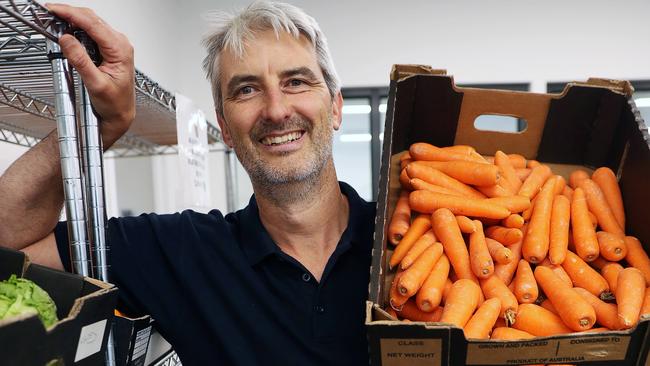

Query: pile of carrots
left=386, top=142, right=650, bottom=341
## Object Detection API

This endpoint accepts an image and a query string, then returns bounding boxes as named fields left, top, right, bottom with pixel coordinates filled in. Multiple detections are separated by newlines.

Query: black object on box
left=0, top=246, right=118, bottom=365
left=367, top=65, right=650, bottom=366
left=114, top=313, right=152, bottom=366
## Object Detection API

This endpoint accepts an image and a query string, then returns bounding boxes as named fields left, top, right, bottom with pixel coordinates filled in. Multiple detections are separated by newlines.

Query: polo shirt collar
left=239, top=182, right=367, bottom=266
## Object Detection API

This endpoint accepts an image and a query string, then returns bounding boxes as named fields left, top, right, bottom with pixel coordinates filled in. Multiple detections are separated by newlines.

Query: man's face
left=217, top=30, right=343, bottom=189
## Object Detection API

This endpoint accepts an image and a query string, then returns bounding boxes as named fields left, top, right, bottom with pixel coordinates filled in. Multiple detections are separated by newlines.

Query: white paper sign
left=175, top=93, right=210, bottom=209
left=74, top=319, right=107, bottom=362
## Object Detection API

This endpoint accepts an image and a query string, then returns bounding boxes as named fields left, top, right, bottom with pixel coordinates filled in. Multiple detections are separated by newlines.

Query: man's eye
left=239, top=86, right=254, bottom=95
left=289, top=79, right=304, bottom=87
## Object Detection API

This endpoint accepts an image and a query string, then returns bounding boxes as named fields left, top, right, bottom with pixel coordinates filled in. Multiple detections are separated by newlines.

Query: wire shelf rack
left=0, top=0, right=222, bottom=154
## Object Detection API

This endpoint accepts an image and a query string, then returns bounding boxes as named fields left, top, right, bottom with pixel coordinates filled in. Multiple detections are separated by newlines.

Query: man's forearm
left=0, top=131, right=64, bottom=249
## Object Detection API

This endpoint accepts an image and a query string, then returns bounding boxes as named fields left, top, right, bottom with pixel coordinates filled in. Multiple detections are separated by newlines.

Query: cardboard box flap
left=0, top=246, right=27, bottom=280
left=573, top=78, right=634, bottom=97
left=390, top=64, right=446, bottom=82
left=454, top=87, right=551, bottom=158
left=537, top=85, right=631, bottom=169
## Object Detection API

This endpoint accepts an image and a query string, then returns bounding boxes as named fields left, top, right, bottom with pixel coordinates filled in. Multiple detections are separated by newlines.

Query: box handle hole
left=474, top=114, right=528, bottom=133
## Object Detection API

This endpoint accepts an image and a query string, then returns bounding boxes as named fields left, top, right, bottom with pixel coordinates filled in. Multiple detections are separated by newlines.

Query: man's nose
left=261, top=88, right=291, bottom=123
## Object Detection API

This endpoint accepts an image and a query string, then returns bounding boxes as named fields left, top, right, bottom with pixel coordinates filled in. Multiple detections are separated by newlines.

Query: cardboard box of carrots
left=366, top=65, right=650, bottom=366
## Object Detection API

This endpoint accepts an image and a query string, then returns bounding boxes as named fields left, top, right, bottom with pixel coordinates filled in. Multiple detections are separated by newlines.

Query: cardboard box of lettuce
left=0, top=247, right=117, bottom=366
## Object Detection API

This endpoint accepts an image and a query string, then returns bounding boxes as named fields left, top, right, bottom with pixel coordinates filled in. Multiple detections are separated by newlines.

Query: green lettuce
left=0, top=275, right=58, bottom=328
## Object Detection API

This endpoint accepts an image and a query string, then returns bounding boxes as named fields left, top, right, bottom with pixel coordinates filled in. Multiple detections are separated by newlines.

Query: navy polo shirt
left=55, top=182, right=376, bottom=365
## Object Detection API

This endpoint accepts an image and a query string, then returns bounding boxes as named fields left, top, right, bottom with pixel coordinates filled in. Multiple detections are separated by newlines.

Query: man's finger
left=46, top=4, right=118, bottom=50
left=58, top=34, right=105, bottom=91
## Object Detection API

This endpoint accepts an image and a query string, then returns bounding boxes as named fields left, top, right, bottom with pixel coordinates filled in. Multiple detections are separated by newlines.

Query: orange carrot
left=432, top=208, right=478, bottom=283
left=591, top=167, right=625, bottom=230
left=569, top=169, right=590, bottom=189
left=513, top=304, right=573, bottom=337
left=400, top=230, right=437, bottom=270
left=502, top=214, right=524, bottom=229
left=389, top=270, right=409, bottom=310
left=549, top=194, right=571, bottom=265
left=516, top=168, right=532, bottom=182
left=624, top=236, right=650, bottom=286
left=573, top=287, right=620, bottom=330
left=540, top=298, right=559, bottom=315
left=400, top=159, right=412, bottom=171
left=477, top=184, right=511, bottom=198
left=416, top=160, right=499, bottom=187
left=486, top=238, right=513, bottom=265
left=507, top=154, right=527, bottom=169
left=534, top=266, right=596, bottom=331
left=589, top=257, right=611, bottom=271
left=562, top=185, right=574, bottom=201
left=388, top=190, right=411, bottom=245
left=385, top=306, right=399, bottom=320
left=410, top=142, right=485, bottom=164
left=441, top=145, right=476, bottom=155
left=456, top=216, right=476, bottom=234
left=617, top=267, right=646, bottom=328
left=441, top=277, right=453, bottom=305
left=518, top=164, right=552, bottom=200
left=410, top=178, right=463, bottom=197
left=398, top=242, right=444, bottom=297
left=571, top=188, right=600, bottom=262
left=494, top=234, right=523, bottom=285
left=389, top=214, right=432, bottom=269
left=595, top=231, right=627, bottom=262
left=399, top=151, right=411, bottom=162
left=440, top=279, right=481, bottom=327
left=409, top=190, right=510, bottom=219
left=641, top=287, right=650, bottom=316
left=480, top=275, right=518, bottom=324
left=513, top=260, right=538, bottom=304
left=485, top=195, right=531, bottom=213
left=495, top=150, right=522, bottom=193
left=493, top=316, right=507, bottom=329
left=522, top=176, right=556, bottom=263
left=580, top=179, right=624, bottom=236
left=400, top=152, right=412, bottom=171
left=601, top=262, right=624, bottom=294
left=464, top=298, right=501, bottom=339
left=540, top=258, right=574, bottom=288
left=491, top=327, right=535, bottom=340
left=469, top=220, right=494, bottom=279
left=562, top=251, right=611, bottom=299
left=416, top=254, right=450, bottom=312
left=485, top=226, right=523, bottom=246
left=398, top=299, right=444, bottom=322
left=553, top=175, right=567, bottom=195
left=513, top=303, right=573, bottom=336
left=399, top=168, right=412, bottom=190
left=522, top=196, right=535, bottom=221
left=527, top=160, right=541, bottom=168
left=407, top=163, right=486, bottom=199
left=588, top=211, right=598, bottom=229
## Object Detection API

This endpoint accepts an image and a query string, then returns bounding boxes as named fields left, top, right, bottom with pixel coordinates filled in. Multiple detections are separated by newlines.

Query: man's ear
left=216, top=110, right=234, bottom=148
left=331, top=91, right=343, bottom=131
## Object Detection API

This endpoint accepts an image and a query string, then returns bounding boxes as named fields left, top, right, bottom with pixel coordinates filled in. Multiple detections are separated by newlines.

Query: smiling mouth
left=260, top=131, right=304, bottom=146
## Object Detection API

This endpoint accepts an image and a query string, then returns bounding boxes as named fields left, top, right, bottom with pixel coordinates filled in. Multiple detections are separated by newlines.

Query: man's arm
left=0, top=5, right=136, bottom=263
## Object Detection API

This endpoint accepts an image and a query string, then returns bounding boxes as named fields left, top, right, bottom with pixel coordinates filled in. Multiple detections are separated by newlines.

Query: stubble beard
left=230, top=113, right=334, bottom=204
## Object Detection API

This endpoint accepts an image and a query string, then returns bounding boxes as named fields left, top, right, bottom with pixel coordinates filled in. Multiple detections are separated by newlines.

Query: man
left=0, top=2, right=375, bottom=365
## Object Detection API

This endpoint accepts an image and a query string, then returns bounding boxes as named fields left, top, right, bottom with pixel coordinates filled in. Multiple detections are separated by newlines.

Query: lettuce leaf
left=0, top=275, right=58, bottom=328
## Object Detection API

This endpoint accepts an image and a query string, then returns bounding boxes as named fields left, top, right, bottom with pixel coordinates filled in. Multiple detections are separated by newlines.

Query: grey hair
left=201, top=1, right=341, bottom=117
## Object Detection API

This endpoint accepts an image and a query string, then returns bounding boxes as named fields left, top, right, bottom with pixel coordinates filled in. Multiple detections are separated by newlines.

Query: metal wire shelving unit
left=0, top=0, right=237, bottom=364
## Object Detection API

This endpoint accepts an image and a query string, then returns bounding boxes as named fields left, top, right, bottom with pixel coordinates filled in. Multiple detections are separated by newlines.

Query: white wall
left=3, top=0, right=649, bottom=215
